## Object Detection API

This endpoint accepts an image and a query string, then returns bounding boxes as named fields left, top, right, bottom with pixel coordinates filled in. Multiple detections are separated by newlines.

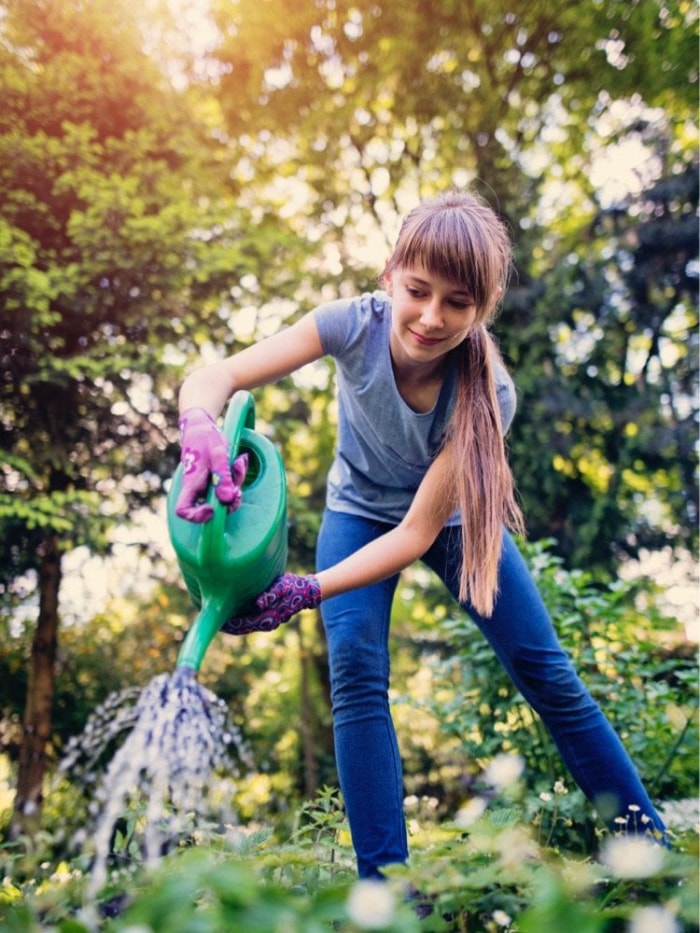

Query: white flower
left=539, top=792, right=553, bottom=802
left=492, top=908, right=512, bottom=926
left=601, top=836, right=665, bottom=879
left=628, top=904, right=679, bottom=933
left=553, top=780, right=568, bottom=795
left=483, top=753, right=524, bottom=789
left=455, top=796, right=488, bottom=827
left=346, top=879, right=396, bottom=929
left=497, top=825, right=539, bottom=869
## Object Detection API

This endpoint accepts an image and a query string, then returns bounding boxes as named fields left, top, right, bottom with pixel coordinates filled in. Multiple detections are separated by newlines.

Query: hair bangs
left=385, top=192, right=510, bottom=314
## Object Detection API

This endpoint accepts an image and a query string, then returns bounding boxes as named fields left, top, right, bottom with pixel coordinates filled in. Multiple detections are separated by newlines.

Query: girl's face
left=386, top=266, right=480, bottom=367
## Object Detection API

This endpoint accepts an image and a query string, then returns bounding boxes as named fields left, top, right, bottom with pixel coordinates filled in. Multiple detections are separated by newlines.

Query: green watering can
left=167, top=391, right=288, bottom=672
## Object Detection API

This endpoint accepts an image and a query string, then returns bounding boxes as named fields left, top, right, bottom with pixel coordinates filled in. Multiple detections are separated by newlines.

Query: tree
left=513, top=149, right=698, bottom=567
left=0, top=0, right=304, bottom=834
left=208, top=0, right=698, bottom=570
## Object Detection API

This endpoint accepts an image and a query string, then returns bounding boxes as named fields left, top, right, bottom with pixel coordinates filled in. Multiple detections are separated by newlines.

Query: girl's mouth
left=409, top=329, right=446, bottom=347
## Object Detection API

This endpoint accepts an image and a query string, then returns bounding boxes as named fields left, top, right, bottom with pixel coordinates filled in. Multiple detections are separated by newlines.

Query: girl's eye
left=406, top=286, right=425, bottom=298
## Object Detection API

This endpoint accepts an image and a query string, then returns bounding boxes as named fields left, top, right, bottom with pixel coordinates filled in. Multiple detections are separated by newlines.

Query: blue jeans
left=316, top=509, right=667, bottom=879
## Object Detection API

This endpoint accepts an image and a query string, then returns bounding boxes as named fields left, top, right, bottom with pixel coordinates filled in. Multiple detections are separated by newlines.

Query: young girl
left=176, top=190, right=667, bottom=879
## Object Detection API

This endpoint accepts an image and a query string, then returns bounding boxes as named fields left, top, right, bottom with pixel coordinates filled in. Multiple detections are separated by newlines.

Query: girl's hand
left=221, top=573, right=322, bottom=635
left=175, top=407, right=249, bottom=522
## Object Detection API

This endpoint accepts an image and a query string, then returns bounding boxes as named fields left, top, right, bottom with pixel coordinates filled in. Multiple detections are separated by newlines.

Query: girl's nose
left=420, top=298, right=444, bottom=329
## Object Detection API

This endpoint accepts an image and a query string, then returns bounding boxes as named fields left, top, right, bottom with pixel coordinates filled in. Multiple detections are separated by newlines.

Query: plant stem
left=648, top=716, right=691, bottom=795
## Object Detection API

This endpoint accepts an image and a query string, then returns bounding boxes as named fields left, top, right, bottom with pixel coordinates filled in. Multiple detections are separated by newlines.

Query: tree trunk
left=11, top=534, right=62, bottom=838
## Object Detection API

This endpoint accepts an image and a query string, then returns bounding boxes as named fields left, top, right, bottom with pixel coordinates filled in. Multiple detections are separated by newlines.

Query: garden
left=1, top=544, right=697, bottom=931
left=1, top=0, right=697, bottom=930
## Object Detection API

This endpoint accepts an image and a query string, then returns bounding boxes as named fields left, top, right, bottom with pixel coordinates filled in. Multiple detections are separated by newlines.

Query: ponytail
left=383, top=188, right=525, bottom=615
left=450, top=327, right=524, bottom=616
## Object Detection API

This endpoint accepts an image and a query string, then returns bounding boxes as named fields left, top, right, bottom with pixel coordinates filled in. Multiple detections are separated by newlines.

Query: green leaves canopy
left=0, top=0, right=302, bottom=575
left=210, top=0, right=698, bottom=569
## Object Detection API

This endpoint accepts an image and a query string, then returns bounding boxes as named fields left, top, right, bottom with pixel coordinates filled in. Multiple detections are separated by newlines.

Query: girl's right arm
left=174, top=310, right=327, bottom=520
left=178, top=310, right=326, bottom=417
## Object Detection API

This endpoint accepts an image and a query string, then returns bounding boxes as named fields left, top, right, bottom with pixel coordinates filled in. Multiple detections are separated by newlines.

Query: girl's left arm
left=221, top=444, right=457, bottom=634
left=316, top=443, right=456, bottom=599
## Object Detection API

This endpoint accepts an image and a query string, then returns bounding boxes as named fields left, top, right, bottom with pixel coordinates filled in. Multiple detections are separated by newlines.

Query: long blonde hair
left=383, top=190, right=525, bottom=616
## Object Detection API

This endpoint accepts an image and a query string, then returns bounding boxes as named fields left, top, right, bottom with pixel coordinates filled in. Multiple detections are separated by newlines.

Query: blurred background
left=0, top=0, right=697, bottom=841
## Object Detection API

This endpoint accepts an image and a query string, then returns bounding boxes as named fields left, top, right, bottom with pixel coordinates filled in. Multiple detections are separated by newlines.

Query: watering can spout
left=167, top=392, right=288, bottom=672
left=174, top=601, right=227, bottom=674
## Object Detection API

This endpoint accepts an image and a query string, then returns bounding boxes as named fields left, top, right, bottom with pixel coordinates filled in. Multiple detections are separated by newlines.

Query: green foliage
left=0, top=0, right=314, bottom=577
left=430, top=539, right=698, bottom=845
left=212, top=0, right=697, bottom=208
left=0, top=0, right=696, bottom=870
left=0, top=0, right=319, bottom=827
left=208, top=0, right=699, bottom=572
left=507, top=157, right=699, bottom=569
left=291, top=785, right=353, bottom=864
left=0, top=787, right=697, bottom=932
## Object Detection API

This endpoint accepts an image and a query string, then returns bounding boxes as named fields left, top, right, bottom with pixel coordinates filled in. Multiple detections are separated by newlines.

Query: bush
left=430, top=540, right=698, bottom=849
left=0, top=785, right=697, bottom=932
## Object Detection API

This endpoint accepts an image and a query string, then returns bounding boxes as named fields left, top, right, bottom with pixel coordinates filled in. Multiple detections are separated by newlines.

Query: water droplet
left=59, top=668, right=253, bottom=896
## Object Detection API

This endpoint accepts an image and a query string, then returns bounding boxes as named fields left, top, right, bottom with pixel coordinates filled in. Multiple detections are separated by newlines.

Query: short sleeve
left=496, top=368, right=517, bottom=434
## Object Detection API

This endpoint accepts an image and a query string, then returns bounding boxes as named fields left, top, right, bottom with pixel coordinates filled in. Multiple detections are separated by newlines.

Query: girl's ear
left=484, top=286, right=503, bottom=314
left=384, top=270, right=393, bottom=295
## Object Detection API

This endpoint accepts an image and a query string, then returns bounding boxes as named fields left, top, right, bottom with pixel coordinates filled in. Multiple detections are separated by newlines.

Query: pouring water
left=58, top=392, right=288, bottom=899
left=60, top=666, right=250, bottom=897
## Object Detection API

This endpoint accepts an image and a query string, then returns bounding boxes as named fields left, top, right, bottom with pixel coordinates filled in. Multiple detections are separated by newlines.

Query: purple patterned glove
left=221, top=573, right=322, bottom=635
left=175, top=407, right=249, bottom=522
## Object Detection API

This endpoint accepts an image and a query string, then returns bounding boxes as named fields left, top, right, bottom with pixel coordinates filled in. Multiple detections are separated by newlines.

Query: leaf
left=488, top=808, right=523, bottom=827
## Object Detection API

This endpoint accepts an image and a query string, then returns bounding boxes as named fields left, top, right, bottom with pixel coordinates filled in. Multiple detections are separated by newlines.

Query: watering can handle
left=199, top=391, right=256, bottom=564
left=222, top=390, right=256, bottom=449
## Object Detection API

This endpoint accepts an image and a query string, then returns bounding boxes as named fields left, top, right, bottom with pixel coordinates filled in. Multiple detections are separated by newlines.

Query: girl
left=176, top=190, right=667, bottom=879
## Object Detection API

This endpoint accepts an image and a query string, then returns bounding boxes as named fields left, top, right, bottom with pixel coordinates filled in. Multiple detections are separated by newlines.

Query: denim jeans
left=316, top=508, right=666, bottom=879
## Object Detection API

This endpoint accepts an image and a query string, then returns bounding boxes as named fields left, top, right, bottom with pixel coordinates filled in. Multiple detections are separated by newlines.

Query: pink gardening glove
left=176, top=407, right=249, bottom=522
left=221, top=573, right=322, bottom=635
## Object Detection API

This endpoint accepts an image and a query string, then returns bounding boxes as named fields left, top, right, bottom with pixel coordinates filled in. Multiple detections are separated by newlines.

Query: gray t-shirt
left=314, top=291, right=516, bottom=525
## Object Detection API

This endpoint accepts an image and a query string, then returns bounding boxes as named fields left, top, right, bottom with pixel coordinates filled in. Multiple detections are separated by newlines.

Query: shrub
left=431, top=539, right=698, bottom=849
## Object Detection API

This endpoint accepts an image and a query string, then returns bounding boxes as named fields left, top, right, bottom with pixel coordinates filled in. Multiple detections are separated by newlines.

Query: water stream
left=59, top=666, right=251, bottom=897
